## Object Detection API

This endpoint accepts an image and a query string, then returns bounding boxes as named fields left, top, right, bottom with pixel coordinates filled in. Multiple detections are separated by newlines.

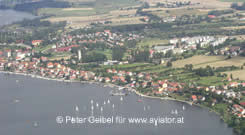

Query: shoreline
left=0, top=70, right=218, bottom=108
left=0, top=70, right=229, bottom=125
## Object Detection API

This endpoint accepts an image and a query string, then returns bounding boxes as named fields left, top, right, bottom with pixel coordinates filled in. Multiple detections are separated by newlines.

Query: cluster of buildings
left=105, top=69, right=183, bottom=95
left=0, top=48, right=32, bottom=61
left=191, top=82, right=245, bottom=112
left=151, top=36, right=228, bottom=56
left=232, top=104, right=245, bottom=118
left=1, top=50, right=245, bottom=118
left=170, top=36, right=228, bottom=48
left=52, top=30, right=143, bottom=51
left=217, top=46, right=244, bottom=56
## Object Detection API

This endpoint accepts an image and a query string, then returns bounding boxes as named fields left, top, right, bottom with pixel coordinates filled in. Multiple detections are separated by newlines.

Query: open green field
left=91, top=49, right=112, bottom=60
left=150, top=8, right=208, bottom=18
left=38, top=8, right=96, bottom=17
left=101, top=63, right=152, bottom=71
left=137, top=38, right=169, bottom=47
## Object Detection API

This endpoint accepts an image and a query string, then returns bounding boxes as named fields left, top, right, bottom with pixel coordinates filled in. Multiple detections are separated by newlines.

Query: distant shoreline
left=0, top=70, right=209, bottom=107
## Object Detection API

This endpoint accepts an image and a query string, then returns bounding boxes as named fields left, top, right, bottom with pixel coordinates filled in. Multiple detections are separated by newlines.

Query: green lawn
left=38, top=8, right=97, bottom=17
left=137, top=38, right=169, bottom=48
left=196, top=76, right=225, bottom=86
left=33, top=44, right=54, bottom=53
left=92, top=49, right=112, bottom=60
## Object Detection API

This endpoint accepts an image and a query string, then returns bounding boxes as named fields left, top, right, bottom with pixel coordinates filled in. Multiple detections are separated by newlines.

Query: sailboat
left=175, top=109, right=178, bottom=115
left=120, top=96, right=123, bottom=101
left=75, top=105, right=79, bottom=112
left=107, top=99, right=110, bottom=104
left=91, top=100, right=94, bottom=104
left=112, top=104, right=115, bottom=109
left=144, top=106, right=146, bottom=111
left=14, top=99, right=20, bottom=103
left=182, top=105, right=185, bottom=110
left=104, top=101, right=106, bottom=105
left=101, top=107, right=103, bottom=112
left=154, top=121, right=158, bottom=127
left=96, top=103, right=99, bottom=108
left=33, top=122, right=39, bottom=127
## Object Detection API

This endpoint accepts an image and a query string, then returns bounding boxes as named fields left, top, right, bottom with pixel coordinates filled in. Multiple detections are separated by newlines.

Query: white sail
left=75, top=105, right=79, bottom=112
left=154, top=121, right=158, bottom=126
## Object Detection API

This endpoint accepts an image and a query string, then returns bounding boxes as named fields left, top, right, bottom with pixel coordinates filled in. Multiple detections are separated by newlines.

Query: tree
left=167, top=61, right=172, bottom=67
left=143, top=2, right=150, bottom=8
left=165, top=50, right=173, bottom=58
left=112, top=47, right=125, bottom=61
left=231, top=3, right=238, bottom=9
left=82, top=52, right=107, bottom=63
left=230, top=73, right=233, bottom=80
left=125, top=75, right=131, bottom=83
left=185, top=64, right=193, bottom=71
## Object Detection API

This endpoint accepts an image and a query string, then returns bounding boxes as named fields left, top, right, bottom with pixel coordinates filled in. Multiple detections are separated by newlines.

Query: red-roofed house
left=230, top=82, right=239, bottom=87
left=240, top=102, right=245, bottom=107
left=32, top=40, right=43, bottom=47
left=47, top=62, right=54, bottom=68
left=241, top=83, right=245, bottom=87
left=192, top=95, right=197, bottom=101
left=208, top=15, right=216, bottom=18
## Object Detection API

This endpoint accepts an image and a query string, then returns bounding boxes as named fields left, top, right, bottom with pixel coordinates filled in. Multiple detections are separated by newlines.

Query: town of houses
left=1, top=49, right=245, bottom=118
left=1, top=29, right=245, bottom=119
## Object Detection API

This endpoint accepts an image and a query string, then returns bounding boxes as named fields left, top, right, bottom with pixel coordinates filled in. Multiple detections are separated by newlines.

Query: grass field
left=173, top=55, right=225, bottom=68
left=173, top=55, right=245, bottom=69
left=142, top=0, right=232, bottom=9
left=223, top=69, right=245, bottom=80
left=137, top=38, right=169, bottom=47
left=92, top=49, right=112, bottom=60
left=43, top=7, right=140, bottom=28
left=150, top=8, right=208, bottom=18
left=38, top=8, right=96, bottom=17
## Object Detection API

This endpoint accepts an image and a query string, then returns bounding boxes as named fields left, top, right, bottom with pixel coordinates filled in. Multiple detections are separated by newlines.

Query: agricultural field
left=223, top=69, right=245, bottom=80
left=141, top=0, right=232, bottom=9
left=149, top=8, right=208, bottom=18
left=195, top=56, right=245, bottom=68
left=43, top=7, right=140, bottom=28
left=38, top=8, right=96, bottom=17
left=173, top=55, right=245, bottom=69
left=172, top=55, right=225, bottom=68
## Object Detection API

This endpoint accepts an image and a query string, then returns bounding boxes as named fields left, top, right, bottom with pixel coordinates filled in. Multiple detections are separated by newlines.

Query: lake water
left=0, top=73, right=234, bottom=135
left=0, top=10, right=35, bottom=26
